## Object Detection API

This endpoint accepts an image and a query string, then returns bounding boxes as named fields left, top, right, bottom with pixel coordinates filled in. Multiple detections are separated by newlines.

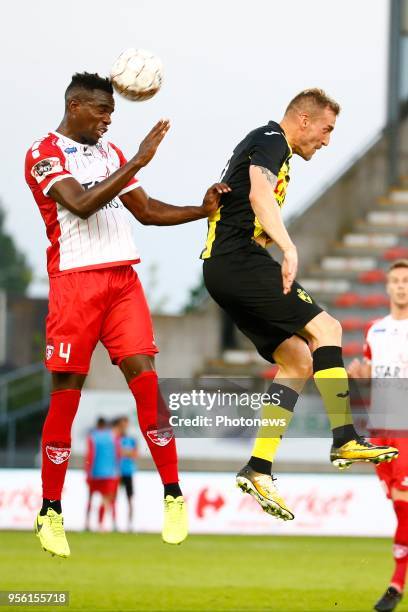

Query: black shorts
left=203, top=244, right=323, bottom=363
left=120, top=475, right=134, bottom=498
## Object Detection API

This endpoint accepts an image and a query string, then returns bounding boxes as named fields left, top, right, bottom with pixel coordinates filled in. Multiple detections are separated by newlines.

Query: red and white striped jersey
left=364, top=315, right=408, bottom=378
left=25, top=132, right=141, bottom=276
left=364, top=314, right=408, bottom=431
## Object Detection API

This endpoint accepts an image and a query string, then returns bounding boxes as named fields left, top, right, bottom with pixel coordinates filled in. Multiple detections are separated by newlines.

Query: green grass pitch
left=1, top=531, right=405, bottom=612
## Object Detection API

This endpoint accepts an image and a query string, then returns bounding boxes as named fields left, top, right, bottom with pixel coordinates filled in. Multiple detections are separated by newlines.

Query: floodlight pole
left=387, top=0, right=403, bottom=189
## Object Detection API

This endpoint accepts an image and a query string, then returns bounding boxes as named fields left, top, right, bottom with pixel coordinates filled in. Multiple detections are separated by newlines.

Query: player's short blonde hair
left=285, top=88, right=341, bottom=117
left=388, top=259, right=408, bottom=273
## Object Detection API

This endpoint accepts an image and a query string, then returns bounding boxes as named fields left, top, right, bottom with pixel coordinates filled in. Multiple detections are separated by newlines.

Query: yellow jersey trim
left=201, top=206, right=222, bottom=259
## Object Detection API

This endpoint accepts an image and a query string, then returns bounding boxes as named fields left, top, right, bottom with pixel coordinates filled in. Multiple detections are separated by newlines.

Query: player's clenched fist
left=201, top=183, right=231, bottom=216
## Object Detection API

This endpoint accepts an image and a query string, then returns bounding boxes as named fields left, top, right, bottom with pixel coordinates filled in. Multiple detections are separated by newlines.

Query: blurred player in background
left=85, top=417, right=120, bottom=532
left=113, top=416, right=138, bottom=531
left=202, top=88, right=398, bottom=522
left=26, top=72, right=230, bottom=557
left=348, top=260, right=408, bottom=612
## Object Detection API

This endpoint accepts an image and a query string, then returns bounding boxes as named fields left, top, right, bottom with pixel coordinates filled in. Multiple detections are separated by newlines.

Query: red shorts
left=45, top=266, right=158, bottom=373
left=371, top=436, right=408, bottom=498
left=88, top=477, right=119, bottom=496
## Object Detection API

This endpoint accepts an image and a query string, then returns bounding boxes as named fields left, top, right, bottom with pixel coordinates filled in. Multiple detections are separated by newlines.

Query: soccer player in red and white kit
left=25, top=72, right=230, bottom=557
left=348, top=260, right=408, bottom=612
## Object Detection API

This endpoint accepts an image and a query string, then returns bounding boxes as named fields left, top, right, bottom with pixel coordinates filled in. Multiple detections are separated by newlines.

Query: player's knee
left=275, top=342, right=313, bottom=379
left=314, top=313, right=342, bottom=344
left=297, top=355, right=313, bottom=379
left=120, top=355, right=155, bottom=382
left=330, top=316, right=343, bottom=336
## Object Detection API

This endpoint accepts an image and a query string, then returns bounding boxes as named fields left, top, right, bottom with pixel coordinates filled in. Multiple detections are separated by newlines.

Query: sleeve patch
left=31, top=157, right=63, bottom=183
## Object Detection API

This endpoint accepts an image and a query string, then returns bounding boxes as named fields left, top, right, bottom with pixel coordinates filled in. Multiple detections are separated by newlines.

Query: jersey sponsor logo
left=64, top=146, right=78, bottom=154
left=45, top=344, right=54, bottom=360
left=264, top=131, right=281, bottom=136
left=103, top=200, right=122, bottom=210
left=82, top=180, right=123, bottom=210
left=373, top=365, right=401, bottom=377
left=400, top=476, right=408, bottom=487
left=31, top=157, right=63, bottom=183
left=373, top=328, right=386, bottom=333
left=297, top=288, right=313, bottom=304
left=46, top=445, right=71, bottom=465
left=146, top=426, right=174, bottom=446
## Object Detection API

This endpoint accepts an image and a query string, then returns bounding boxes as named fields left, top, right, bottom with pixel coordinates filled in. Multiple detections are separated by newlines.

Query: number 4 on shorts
left=59, top=343, right=71, bottom=363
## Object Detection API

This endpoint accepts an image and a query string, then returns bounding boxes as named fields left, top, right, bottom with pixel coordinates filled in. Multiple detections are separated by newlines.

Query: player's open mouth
left=97, top=128, right=107, bottom=137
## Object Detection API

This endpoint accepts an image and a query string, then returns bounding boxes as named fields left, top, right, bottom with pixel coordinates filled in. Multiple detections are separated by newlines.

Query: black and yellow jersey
left=201, top=121, right=292, bottom=259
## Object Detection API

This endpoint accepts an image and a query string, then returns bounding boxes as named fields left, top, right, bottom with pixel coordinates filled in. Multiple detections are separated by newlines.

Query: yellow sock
left=251, top=405, right=295, bottom=463
left=313, top=366, right=354, bottom=430
left=251, top=384, right=299, bottom=463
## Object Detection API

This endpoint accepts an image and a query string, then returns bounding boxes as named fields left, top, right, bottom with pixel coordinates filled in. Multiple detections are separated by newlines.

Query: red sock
left=129, top=371, right=179, bottom=484
left=41, top=389, right=81, bottom=500
left=98, top=503, right=105, bottom=527
left=391, top=500, right=408, bottom=591
left=111, top=500, right=117, bottom=528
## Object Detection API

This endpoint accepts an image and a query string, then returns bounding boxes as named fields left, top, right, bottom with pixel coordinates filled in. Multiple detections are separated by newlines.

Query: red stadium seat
left=359, top=294, right=389, bottom=308
left=260, top=366, right=279, bottom=380
left=383, top=246, right=408, bottom=261
left=334, top=293, right=360, bottom=308
left=359, top=269, right=386, bottom=284
left=342, top=342, right=364, bottom=357
left=340, top=318, right=366, bottom=331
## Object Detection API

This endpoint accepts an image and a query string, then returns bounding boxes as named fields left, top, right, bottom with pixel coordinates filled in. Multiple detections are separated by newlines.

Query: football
left=110, top=48, right=163, bottom=102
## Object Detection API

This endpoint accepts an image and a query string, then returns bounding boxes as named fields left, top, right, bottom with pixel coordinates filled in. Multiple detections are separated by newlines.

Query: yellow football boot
left=34, top=508, right=70, bottom=558
left=236, top=465, right=294, bottom=521
left=331, top=437, right=398, bottom=470
left=162, top=496, right=188, bottom=545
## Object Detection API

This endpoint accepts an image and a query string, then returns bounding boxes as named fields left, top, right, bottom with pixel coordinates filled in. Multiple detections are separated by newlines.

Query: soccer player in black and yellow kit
left=201, top=89, right=398, bottom=521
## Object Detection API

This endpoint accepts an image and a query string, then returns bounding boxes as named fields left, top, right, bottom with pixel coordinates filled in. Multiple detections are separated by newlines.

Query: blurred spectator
left=84, top=417, right=120, bottom=531
left=113, top=416, right=138, bottom=532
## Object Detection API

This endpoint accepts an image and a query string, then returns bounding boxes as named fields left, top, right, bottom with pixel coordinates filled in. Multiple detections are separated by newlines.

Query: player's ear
left=298, top=112, right=308, bottom=129
left=67, top=98, right=81, bottom=115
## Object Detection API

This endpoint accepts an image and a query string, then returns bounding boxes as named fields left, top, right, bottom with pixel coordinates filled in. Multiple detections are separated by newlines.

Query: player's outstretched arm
left=249, top=165, right=297, bottom=294
left=121, top=183, right=231, bottom=226
left=48, top=120, right=170, bottom=219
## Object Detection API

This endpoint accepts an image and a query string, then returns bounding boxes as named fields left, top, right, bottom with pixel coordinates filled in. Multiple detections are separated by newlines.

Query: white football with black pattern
left=110, top=48, right=163, bottom=102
